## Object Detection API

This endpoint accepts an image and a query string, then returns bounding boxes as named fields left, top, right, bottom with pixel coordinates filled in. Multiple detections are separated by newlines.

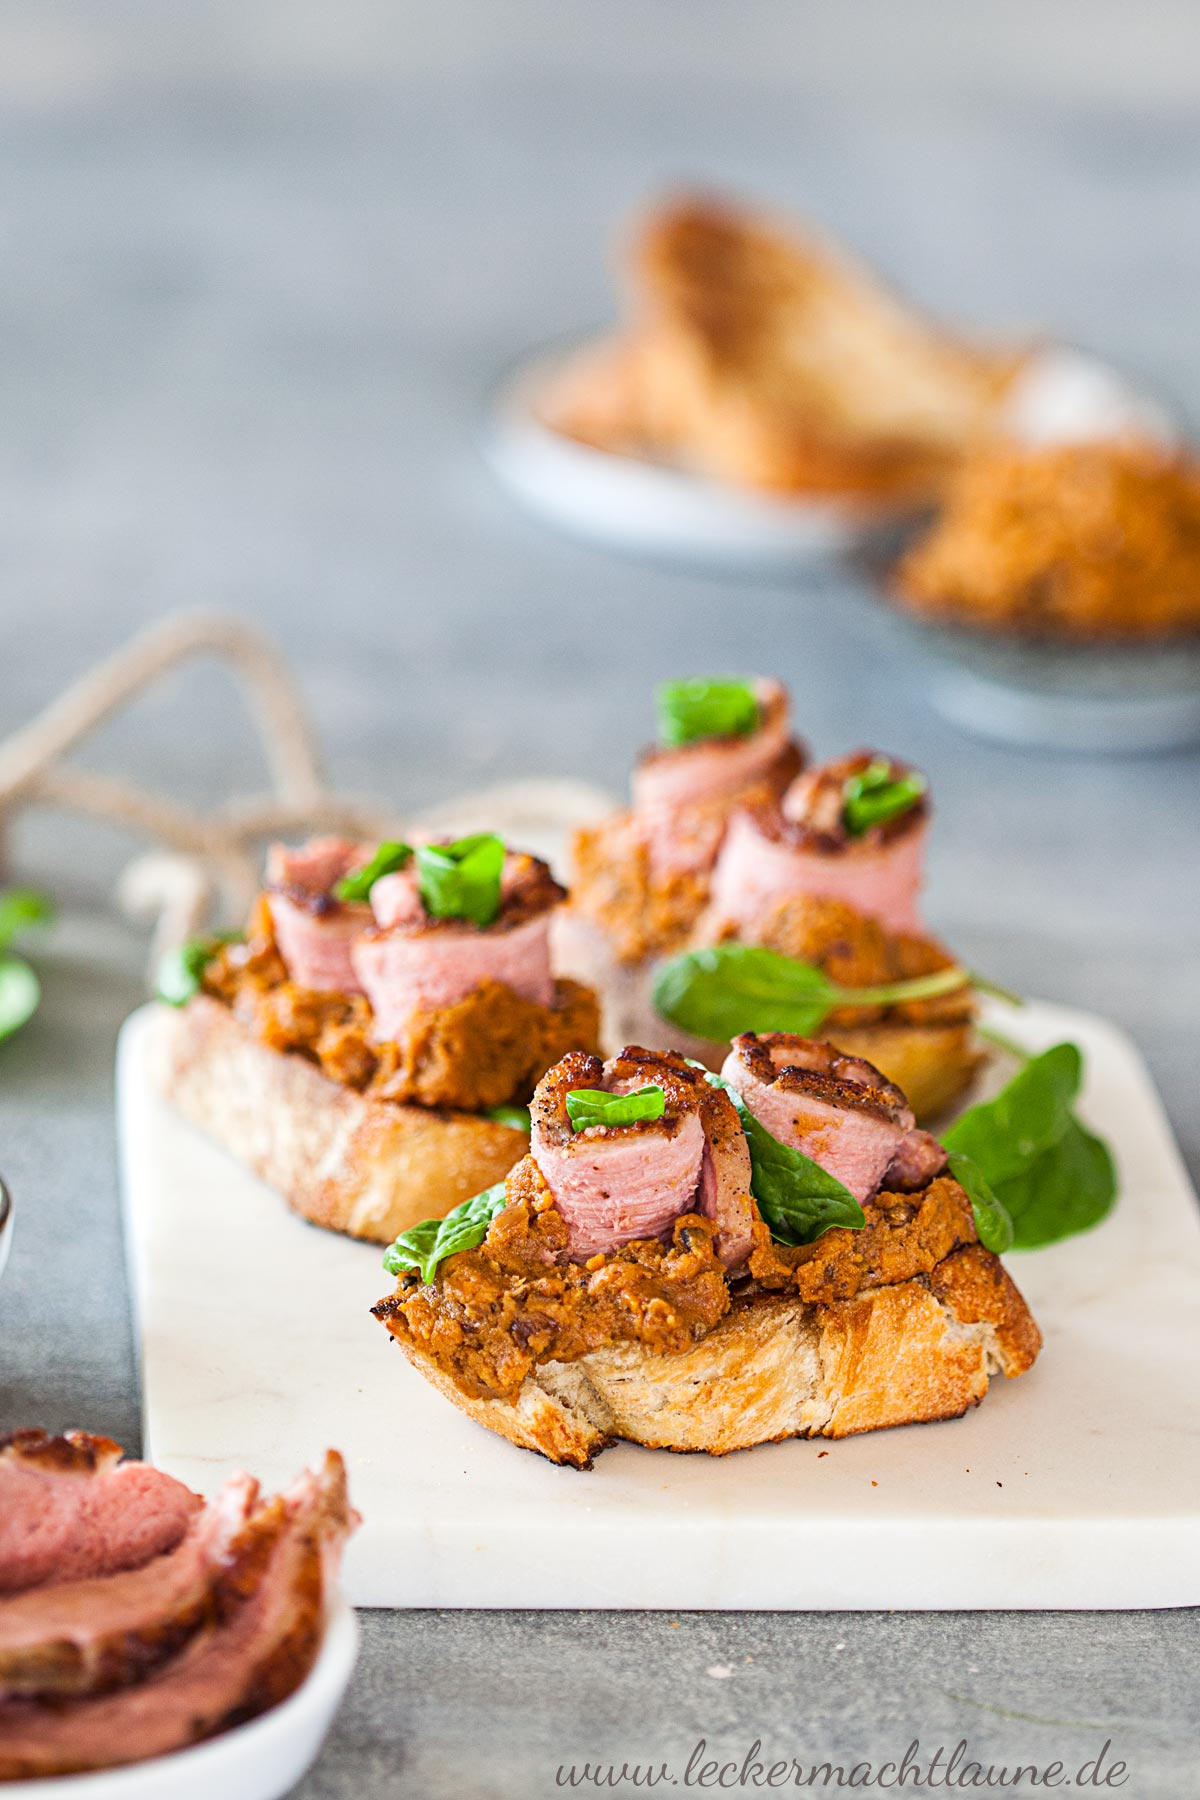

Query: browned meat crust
left=207, top=912, right=600, bottom=1112
left=0, top=1431, right=122, bottom=1477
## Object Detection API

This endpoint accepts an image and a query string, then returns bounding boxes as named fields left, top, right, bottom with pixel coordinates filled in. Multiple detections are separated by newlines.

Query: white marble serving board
left=119, top=999, right=1200, bottom=1611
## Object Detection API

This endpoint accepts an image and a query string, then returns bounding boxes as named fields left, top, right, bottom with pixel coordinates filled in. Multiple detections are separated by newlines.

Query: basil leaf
left=334, top=841, right=412, bottom=903
left=842, top=759, right=927, bottom=837
left=155, top=931, right=244, bottom=1007
left=565, top=1085, right=666, bottom=1131
left=653, top=942, right=973, bottom=1043
left=654, top=945, right=837, bottom=1041
left=382, top=1180, right=509, bottom=1283
left=947, top=1152, right=1014, bottom=1255
left=701, top=1066, right=864, bottom=1244
left=943, top=1043, right=1082, bottom=1186
left=0, top=889, right=54, bottom=954
left=995, top=1117, right=1116, bottom=1250
left=485, top=1104, right=531, bottom=1133
left=656, top=678, right=759, bottom=749
left=0, top=955, right=41, bottom=1044
left=415, top=835, right=505, bottom=928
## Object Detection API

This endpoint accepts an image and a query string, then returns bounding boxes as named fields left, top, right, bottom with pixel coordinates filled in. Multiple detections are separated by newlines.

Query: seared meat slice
left=0, top=1432, right=200, bottom=1598
left=631, top=678, right=801, bottom=874
left=722, top=1034, right=944, bottom=1205
left=0, top=1452, right=356, bottom=1780
left=531, top=1046, right=754, bottom=1268
left=354, top=850, right=563, bottom=1043
left=265, top=837, right=370, bottom=994
left=0, top=1474, right=259, bottom=1701
left=704, top=750, right=928, bottom=939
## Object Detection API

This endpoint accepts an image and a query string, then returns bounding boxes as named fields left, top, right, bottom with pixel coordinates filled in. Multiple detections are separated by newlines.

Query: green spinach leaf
left=656, top=678, right=759, bottom=749
left=653, top=942, right=974, bottom=1043
left=383, top=1180, right=509, bottom=1283
left=0, top=956, right=41, bottom=1044
left=485, top=1104, right=531, bottom=1133
left=155, top=931, right=245, bottom=1007
left=946, top=1151, right=1014, bottom=1255
left=943, top=1043, right=1082, bottom=1186
left=994, top=1117, right=1116, bottom=1250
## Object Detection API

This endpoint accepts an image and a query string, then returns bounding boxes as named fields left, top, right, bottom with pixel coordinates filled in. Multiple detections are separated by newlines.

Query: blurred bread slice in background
left=541, top=194, right=1027, bottom=505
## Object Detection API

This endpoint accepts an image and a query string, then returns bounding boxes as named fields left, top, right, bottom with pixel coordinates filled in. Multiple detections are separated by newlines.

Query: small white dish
left=483, top=339, right=888, bottom=571
left=0, top=1177, right=13, bottom=1282
left=11, top=1600, right=359, bottom=1800
left=484, top=340, right=1174, bottom=576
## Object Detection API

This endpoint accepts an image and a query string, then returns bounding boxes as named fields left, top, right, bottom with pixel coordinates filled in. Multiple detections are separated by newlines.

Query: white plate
left=9, top=1602, right=358, bottom=1800
left=484, top=341, right=890, bottom=570
left=119, top=997, right=1200, bottom=1611
left=484, top=341, right=1173, bottom=574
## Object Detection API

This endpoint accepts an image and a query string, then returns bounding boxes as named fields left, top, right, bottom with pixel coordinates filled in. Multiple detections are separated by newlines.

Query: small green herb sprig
left=565, top=1085, right=666, bottom=1131
left=656, top=678, right=760, bottom=749
left=841, top=758, right=927, bottom=837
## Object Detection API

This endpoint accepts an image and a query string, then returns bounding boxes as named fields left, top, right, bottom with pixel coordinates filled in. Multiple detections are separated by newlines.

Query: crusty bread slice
left=156, top=997, right=528, bottom=1243
left=388, top=1243, right=1039, bottom=1468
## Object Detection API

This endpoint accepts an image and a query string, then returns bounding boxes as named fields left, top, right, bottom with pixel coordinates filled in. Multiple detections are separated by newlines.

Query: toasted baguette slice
left=391, top=1244, right=1038, bottom=1468
left=156, top=996, right=528, bottom=1243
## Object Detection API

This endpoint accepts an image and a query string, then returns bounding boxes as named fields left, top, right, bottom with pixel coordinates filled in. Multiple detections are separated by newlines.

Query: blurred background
left=2, top=1, right=1199, bottom=1430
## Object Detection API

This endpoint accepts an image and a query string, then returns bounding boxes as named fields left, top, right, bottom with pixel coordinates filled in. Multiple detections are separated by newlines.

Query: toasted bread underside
left=156, top=996, right=528, bottom=1242
left=391, top=1243, right=1040, bottom=1468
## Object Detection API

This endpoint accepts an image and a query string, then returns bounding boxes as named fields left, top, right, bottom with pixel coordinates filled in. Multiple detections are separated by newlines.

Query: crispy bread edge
left=155, top=997, right=527, bottom=1243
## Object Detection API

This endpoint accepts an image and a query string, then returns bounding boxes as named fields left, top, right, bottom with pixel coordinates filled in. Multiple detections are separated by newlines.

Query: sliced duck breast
left=882, top=1128, right=948, bottom=1191
left=721, top=1034, right=917, bottom=1206
left=265, top=836, right=371, bottom=995
left=0, top=1473, right=260, bottom=1701
left=531, top=1047, right=753, bottom=1267
left=353, top=849, right=562, bottom=1043
left=0, top=1432, right=201, bottom=1598
left=631, top=678, right=803, bottom=874
left=0, top=1452, right=356, bottom=1781
left=704, top=751, right=928, bottom=939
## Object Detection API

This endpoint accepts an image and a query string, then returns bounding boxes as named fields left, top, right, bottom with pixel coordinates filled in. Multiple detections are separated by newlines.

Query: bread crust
left=388, top=1242, right=1040, bottom=1467
left=156, top=997, right=528, bottom=1243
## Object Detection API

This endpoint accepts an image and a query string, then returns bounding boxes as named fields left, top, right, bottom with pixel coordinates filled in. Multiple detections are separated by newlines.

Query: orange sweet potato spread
left=204, top=903, right=600, bottom=1112
left=746, top=892, right=976, bottom=1029
left=895, top=439, right=1200, bottom=639
left=373, top=1157, right=979, bottom=1402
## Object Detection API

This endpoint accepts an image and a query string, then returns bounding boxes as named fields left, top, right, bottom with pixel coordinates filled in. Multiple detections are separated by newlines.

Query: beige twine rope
left=0, top=612, right=402, bottom=965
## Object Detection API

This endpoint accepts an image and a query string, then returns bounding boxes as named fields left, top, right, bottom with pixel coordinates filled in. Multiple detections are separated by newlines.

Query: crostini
left=559, top=680, right=985, bottom=1119
left=160, top=833, right=601, bottom=1242
left=373, top=1035, right=1040, bottom=1468
left=556, top=675, right=805, bottom=1039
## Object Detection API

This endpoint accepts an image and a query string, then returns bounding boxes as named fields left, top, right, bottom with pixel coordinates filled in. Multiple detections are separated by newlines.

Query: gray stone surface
left=1, top=5, right=1199, bottom=1794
